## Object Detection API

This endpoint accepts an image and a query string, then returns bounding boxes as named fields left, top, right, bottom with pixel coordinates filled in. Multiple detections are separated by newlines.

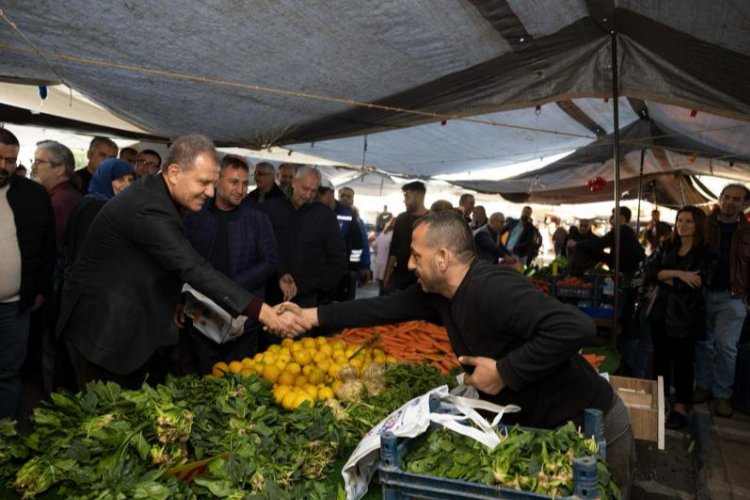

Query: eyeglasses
left=135, top=159, right=159, bottom=170
left=32, top=158, right=60, bottom=167
left=0, top=155, right=18, bottom=166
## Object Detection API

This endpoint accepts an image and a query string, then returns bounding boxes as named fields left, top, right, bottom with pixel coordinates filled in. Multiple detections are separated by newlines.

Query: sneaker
left=665, top=410, right=688, bottom=430
left=693, top=386, right=713, bottom=404
left=714, top=398, right=733, bottom=418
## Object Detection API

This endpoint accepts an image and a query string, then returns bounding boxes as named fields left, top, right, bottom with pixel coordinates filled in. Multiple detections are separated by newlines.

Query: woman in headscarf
left=60, top=158, right=135, bottom=279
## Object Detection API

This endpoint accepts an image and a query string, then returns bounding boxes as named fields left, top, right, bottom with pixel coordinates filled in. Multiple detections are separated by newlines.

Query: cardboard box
left=609, top=375, right=665, bottom=450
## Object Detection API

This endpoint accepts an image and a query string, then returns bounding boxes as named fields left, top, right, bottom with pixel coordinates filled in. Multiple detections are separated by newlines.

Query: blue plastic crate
left=378, top=396, right=605, bottom=499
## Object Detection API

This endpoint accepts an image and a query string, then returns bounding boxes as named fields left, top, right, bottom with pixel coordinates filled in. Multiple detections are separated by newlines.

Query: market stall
left=1, top=331, right=623, bottom=499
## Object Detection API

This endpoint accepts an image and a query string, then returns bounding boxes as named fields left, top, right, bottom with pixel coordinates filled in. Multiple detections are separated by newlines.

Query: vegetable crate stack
left=377, top=397, right=620, bottom=499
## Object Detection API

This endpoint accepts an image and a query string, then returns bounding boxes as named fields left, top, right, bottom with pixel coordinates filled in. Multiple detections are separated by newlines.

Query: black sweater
left=319, top=259, right=613, bottom=429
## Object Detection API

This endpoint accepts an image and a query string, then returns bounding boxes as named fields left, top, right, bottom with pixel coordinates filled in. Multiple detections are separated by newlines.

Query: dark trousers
left=66, top=340, right=163, bottom=390
left=651, top=320, right=695, bottom=406
left=0, top=302, right=31, bottom=419
left=177, top=322, right=259, bottom=375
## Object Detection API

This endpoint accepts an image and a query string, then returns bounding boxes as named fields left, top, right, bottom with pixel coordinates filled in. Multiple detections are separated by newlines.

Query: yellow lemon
left=293, top=393, right=314, bottom=409
left=290, top=342, right=304, bottom=352
left=281, top=338, right=294, bottom=348
left=212, top=361, right=229, bottom=377
left=301, top=337, right=317, bottom=349
left=333, top=353, right=348, bottom=365
left=275, top=359, right=287, bottom=372
left=303, top=384, right=318, bottom=398
left=267, top=344, right=281, bottom=353
left=294, top=375, right=308, bottom=387
left=253, top=353, right=264, bottom=362
left=312, top=351, right=328, bottom=364
left=316, top=359, right=331, bottom=373
left=332, top=340, right=347, bottom=351
left=286, top=362, right=302, bottom=375
left=327, top=363, right=343, bottom=379
left=241, top=357, right=254, bottom=368
left=319, top=343, right=333, bottom=356
left=229, top=361, right=243, bottom=374
left=386, top=355, right=398, bottom=364
left=274, top=384, right=292, bottom=402
left=293, top=349, right=312, bottom=366
left=262, top=364, right=281, bottom=383
left=240, top=368, right=254, bottom=377
left=277, top=370, right=296, bottom=386
left=281, top=390, right=299, bottom=410
left=302, top=365, right=313, bottom=376
left=308, top=368, right=326, bottom=385
left=316, top=336, right=329, bottom=346
left=318, top=387, right=334, bottom=400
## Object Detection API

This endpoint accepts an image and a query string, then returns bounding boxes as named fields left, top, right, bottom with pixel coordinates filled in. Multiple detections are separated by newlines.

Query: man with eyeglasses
left=133, top=149, right=162, bottom=179
left=0, top=128, right=55, bottom=419
left=74, top=136, right=118, bottom=194
left=33, top=141, right=82, bottom=248
left=248, top=161, right=285, bottom=203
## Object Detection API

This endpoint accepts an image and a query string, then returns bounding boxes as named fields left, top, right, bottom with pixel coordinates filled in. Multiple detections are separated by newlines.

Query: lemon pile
left=210, top=336, right=398, bottom=410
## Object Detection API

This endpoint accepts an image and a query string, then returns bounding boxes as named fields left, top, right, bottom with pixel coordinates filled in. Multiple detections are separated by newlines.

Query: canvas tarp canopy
left=1, top=1, right=749, bottom=180
left=451, top=101, right=750, bottom=206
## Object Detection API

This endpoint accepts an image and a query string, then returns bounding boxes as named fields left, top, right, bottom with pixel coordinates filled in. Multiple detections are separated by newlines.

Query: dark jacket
left=706, top=209, right=750, bottom=299
left=336, top=202, right=364, bottom=271
left=6, top=175, right=56, bottom=308
left=183, top=198, right=277, bottom=300
left=261, top=197, right=346, bottom=296
left=473, top=225, right=509, bottom=263
left=568, top=231, right=600, bottom=276
left=646, top=241, right=714, bottom=338
left=319, top=260, right=613, bottom=429
left=57, top=175, right=262, bottom=375
left=59, top=196, right=107, bottom=286
left=499, top=219, right=541, bottom=259
left=248, top=183, right=286, bottom=203
left=577, top=224, right=644, bottom=275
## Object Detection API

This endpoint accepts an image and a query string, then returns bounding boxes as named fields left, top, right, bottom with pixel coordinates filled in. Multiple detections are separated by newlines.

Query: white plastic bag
left=341, top=385, right=520, bottom=500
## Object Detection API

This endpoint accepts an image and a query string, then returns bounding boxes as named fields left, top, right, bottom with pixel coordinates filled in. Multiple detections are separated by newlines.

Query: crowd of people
left=4, top=125, right=750, bottom=496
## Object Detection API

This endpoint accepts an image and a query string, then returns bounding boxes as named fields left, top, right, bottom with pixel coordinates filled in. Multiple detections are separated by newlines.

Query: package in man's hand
left=181, top=284, right=246, bottom=344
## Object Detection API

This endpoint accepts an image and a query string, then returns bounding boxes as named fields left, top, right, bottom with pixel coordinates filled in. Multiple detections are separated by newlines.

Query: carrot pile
left=333, top=320, right=459, bottom=374
left=581, top=352, right=606, bottom=370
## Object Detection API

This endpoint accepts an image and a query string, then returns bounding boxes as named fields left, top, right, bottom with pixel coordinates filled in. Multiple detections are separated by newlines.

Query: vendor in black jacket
left=278, top=211, right=634, bottom=497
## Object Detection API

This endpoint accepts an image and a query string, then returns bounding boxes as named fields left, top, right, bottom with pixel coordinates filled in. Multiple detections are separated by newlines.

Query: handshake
left=259, top=302, right=318, bottom=337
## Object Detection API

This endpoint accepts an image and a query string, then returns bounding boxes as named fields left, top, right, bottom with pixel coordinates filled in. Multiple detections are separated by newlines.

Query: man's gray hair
left=489, top=212, right=505, bottom=223
left=36, top=140, right=75, bottom=178
left=415, top=210, right=475, bottom=263
left=165, top=134, right=218, bottom=171
left=254, top=161, right=275, bottom=173
left=294, top=165, right=322, bottom=180
left=88, top=136, right=118, bottom=153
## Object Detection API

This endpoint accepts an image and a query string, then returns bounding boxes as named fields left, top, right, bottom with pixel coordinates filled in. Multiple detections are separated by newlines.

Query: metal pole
left=635, top=149, right=645, bottom=236
left=610, top=31, right=622, bottom=345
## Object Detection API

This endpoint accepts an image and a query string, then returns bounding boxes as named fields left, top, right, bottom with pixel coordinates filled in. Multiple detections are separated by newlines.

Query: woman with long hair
left=646, top=205, right=715, bottom=429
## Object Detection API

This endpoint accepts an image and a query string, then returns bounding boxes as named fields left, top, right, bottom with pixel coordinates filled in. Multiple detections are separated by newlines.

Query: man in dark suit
left=57, top=134, right=308, bottom=389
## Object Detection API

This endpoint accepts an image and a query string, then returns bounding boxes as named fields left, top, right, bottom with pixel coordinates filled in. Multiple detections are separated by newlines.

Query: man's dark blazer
left=57, top=175, right=258, bottom=375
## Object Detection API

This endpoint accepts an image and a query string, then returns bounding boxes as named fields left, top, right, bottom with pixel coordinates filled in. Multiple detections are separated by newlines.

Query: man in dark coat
left=57, top=135, right=307, bottom=389
left=179, top=155, right=278, bottom=373
left=261, top=166, right=346, bottom=308
left=0, top=128, right=55, bottom=419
